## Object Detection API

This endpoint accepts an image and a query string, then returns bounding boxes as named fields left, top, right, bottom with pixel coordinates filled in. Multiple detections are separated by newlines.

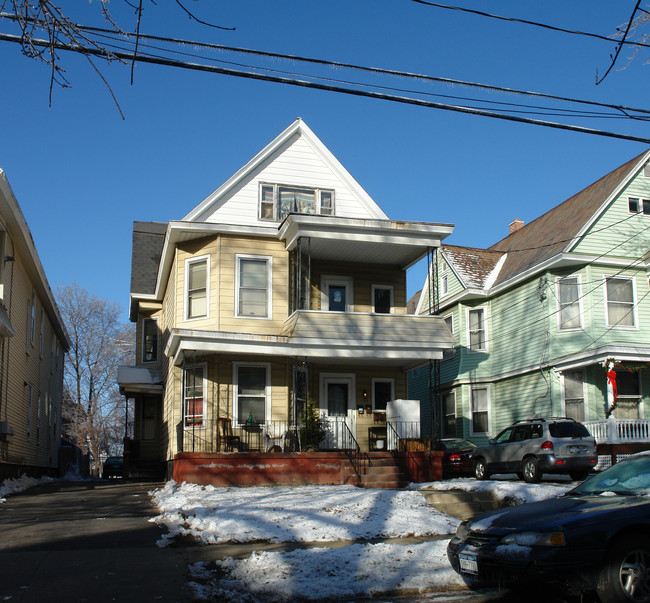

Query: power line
left=2, top=32, right=650, bottom=145
left=90, top=32, right=646, bottom=122
left=3, top=12, right=650, bottom=119
left=409, top=0, right=650, bottom=50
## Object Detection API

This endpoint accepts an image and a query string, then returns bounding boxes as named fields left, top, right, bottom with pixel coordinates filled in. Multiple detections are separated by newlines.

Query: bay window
left=558, top=276, right=582, bottom=330
left=185, top=256, right=209, bottom=320
left=606, top=276, right=636, bottom=328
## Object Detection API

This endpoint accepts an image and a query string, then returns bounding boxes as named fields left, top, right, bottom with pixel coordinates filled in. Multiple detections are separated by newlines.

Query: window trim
left=371, top=377, right=394, bottom=411
left=466, top=307, right=488, bottom=353
left=604, top=275, right=638, bottom=330
left=184, top=255, right=210, bottom=321
left=321, top=276, right=354, bottom=312
left=556, top=275, right=583, bottom=332
left=443, top=313, right=456, bottom=358
left=442, top=390, right=457, bottom=437
left=258, top=182, right=335, bottom=222
left=183, top=363, right=207, bottom=429
left=235, top=254, right=272, bottom=319
left=561, top=370, right=587, bottom=421
left=233, top=362, right=271, bottom=426
left=469, top=386, right=491, bottom=437
left=371, top=284, right=394, bottom=314
left=142, top=317, right=159, bottom=363
left=628, top=196, right=650, bottom=215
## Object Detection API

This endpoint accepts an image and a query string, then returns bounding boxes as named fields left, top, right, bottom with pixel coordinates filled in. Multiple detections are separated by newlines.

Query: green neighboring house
left=410, top=150, right=650, bottom=447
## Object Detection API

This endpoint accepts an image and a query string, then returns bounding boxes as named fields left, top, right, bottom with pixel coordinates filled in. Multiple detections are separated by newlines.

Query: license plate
left=568, top=445, right=584, bottom=454
left=459, top=553, right=478, bottom=575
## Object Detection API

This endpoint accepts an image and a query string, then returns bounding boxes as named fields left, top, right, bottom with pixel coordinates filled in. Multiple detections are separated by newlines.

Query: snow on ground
left=150, top=482, right=458, bottom=545
left=151, top=477, right=576, bottom=601
left=0, top=474, right=55, bottom=503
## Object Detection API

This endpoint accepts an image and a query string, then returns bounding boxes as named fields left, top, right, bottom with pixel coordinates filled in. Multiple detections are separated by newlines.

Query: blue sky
left=1, top=1, right=649, bottom=321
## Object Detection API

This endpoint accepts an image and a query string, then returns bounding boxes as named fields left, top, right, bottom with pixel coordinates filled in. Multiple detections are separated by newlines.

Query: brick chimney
left=509, top=219, right=525, bottom=234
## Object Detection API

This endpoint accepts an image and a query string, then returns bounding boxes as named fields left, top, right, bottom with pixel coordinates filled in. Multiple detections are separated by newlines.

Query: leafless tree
left=57, top=282, right=134, bottom=474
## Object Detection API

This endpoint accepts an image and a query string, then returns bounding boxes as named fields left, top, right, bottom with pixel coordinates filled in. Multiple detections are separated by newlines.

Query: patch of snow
left=0, top=474, right=54, bottom=503
left=151, top=481, right=458, bottom=545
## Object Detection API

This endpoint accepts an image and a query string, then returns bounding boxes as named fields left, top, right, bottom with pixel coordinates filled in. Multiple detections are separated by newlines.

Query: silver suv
left=471, top=417, right=597, bottom=483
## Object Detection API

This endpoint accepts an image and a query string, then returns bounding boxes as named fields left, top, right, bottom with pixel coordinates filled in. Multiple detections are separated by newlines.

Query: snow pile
left=189, top=540, right=465, bottom=602
left=0, top=474, right=54, bottom=503
left=420, top=476, right=573, bottom=504
left=151, top=481, right=459, bottom=545
left=151, top=478, right=569, bottom=601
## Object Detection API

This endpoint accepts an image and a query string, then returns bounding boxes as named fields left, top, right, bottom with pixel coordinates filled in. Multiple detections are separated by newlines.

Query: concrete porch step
left=420, top=488, right=504, bottom=520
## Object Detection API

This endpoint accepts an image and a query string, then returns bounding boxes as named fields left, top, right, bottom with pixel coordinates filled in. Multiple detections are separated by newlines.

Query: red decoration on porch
left=603, top=358, right=650, bottom=418
left=607, top=368, right=618, bottom=401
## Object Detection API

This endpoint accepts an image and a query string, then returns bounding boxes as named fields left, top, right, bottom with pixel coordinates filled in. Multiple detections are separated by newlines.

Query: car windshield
left=444, top=440, right=476, bottom=450
left=571, top=455, right=650, bottom=495
left=549, top=422, right=590, bottom=438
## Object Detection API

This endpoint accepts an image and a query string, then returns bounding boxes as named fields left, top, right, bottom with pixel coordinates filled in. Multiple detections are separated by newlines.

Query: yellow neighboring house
left=0, top=169, right=70, bottom=480
left=119, top=119, right=455, bottom=481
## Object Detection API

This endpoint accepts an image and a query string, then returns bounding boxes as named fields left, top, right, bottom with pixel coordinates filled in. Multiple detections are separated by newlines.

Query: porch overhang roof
left=166, top=311, right=454, bottom=370
left=117, top=365, right=164, bottom=395
left=549, top=344, right=650, bottom=373
left=278, top=215, right=454, bottom=270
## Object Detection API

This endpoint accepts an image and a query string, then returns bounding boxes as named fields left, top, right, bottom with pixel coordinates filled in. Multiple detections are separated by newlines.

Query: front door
left=320, top=374, right=355, bottom=448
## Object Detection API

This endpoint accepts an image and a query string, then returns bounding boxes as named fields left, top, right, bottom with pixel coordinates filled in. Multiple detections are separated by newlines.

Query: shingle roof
left=487, top=150, right=648, bottom=286
left=130, top=221, right=167, bottom=295
left=442, top=245, right=504, bottom=289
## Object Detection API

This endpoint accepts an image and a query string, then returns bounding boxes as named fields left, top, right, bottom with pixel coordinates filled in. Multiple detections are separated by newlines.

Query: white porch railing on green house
left=583, top=418, right=650, bottom=444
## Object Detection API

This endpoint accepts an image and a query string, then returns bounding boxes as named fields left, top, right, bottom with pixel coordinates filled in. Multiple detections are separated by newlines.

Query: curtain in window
left=559, top=277, right=580, bottom=329
left=278, top=188, right=316, bottom=219
left=564, top=371, right=584, bottom=421
left=607, top=278, right=635, bottom=326
left=469, top=309, right=485, bottom=350
left=239, top=259, right=268, bottom=317
left=184, top=367, right=204, bottom=426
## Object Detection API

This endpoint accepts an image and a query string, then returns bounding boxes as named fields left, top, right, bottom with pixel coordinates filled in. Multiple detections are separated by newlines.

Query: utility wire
left=3, top=12, right=650, bottom=119
left=90, top=32, right=644, bottom=122
left=409, top=0, right=650, bottom=50
left=2, top=32, right=649, bottom=145
left=596, top=0, right=642, bottom=85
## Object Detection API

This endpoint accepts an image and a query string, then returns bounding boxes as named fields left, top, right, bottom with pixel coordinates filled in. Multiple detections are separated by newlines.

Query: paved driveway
left=0, top=480, right=195, bottom=602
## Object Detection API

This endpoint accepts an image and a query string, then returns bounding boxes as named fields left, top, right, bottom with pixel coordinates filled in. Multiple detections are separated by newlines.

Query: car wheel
left=569, top=471, right=589, bottom=482
left=522, top=457, right=542, bottom=483
left=597, top=535, right=650, bottom=603
left=473, top=458, right=491, bottom=480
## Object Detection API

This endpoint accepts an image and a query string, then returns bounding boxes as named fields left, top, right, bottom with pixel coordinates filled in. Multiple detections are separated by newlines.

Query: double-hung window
left=236, top=256, right=271, bottom=318
left=259, top=184, right=335, bottom=221
left=442, top=391, right=457, bottom=437
left=605, top=276, right=636, bottom=328
left=235, top=364, right=269, bottom=425
left=186, top=256, right=209, bottom=320
left=468, top=308, right=487, bottom=351
left=142, top=318, right=158, bottom=363
left=443, top=314, right=455, bottom=359
left=183, top=365, right=205, bottom=427
left=470, top=387, right=490, bottom=435
left=563, top=371, right=585, bottom=421
left=557, top=276, right=582, bottom=330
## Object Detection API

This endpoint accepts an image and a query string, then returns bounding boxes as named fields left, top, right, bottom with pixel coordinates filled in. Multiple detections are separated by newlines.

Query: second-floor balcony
left=165, top=310, right=454, bottom=368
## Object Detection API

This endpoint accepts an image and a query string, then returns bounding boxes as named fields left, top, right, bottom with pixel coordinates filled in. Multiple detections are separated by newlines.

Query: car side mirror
left=488, top=438, right=496, bottom=445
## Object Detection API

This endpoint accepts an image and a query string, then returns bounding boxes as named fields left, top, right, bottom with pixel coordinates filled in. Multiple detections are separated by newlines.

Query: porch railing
left=583, top=418, right=650, bottom=445
left=177, top=418, right=424, bottom=455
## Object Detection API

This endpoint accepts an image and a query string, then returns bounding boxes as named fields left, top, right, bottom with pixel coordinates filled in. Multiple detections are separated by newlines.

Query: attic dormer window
left=259, top=183, right=335, bottom=221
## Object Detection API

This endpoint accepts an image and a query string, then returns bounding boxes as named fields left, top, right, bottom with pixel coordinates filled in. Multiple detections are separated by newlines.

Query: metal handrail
left=386, top=421, right=402, bottom=453
left=341, top=421, right=365, bottom=477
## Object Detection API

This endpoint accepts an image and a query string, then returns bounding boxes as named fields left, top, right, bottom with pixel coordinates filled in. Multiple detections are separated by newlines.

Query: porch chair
left=217, top=417, right=241, bottom=452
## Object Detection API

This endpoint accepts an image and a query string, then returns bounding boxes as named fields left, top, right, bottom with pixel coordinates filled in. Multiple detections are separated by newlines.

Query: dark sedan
left=102, top=456, right=124, bottom=479
left=432, top=438, right=476, bottom=478
left=447, top=453, right=650, bottom=601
